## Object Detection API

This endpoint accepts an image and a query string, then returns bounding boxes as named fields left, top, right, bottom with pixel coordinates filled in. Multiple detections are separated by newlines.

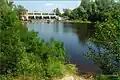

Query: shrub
left=85, top=11, right=120, bottom=74
left=0, top=1, right=76, bottom=80
left=95, top=75, right=120, bottom=80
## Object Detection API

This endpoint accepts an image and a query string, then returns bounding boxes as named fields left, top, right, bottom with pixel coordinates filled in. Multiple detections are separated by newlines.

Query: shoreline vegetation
left=64, top=20, right=91, bottom=24
left=22, top=19, right=91, bottom=24
left=0, top=0, right=120, bottom=80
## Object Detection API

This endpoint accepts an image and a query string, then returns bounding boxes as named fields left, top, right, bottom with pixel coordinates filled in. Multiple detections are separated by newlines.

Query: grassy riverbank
left=65, top=20, right=91, bottom=24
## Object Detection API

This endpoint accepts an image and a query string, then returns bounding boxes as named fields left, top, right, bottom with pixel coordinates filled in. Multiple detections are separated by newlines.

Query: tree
left=0, top=0, right=76, bottom=79
left=53, top=8, right=61, bottom=16
left=80, top=0, right=91, bottom=9
left=62, top=9, right=73, bottom=19
left=70, top=8, right=79, bottom=20
left=63, top=9, right=71, bottom=16
left=65, top=0, right=120, bottom=22
left=14, top=5, right=26, bottom=19
left=85, top=9, right=120, bottom=74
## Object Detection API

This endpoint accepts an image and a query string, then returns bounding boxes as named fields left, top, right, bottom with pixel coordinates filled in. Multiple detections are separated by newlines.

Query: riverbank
left=21, top=19, right=92, bottom=24
left=64, top=20, right=91, bottom=24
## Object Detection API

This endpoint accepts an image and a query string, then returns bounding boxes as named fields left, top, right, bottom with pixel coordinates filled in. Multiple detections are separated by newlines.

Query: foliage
left=95, top=75, right=110, bottom=80
left=95, top=75, right=120, bottom=80
left=0, top=0, right=77, bottom=80
left=53, top=8, right=62, bottom=16
left=13, top=5, right=26, bottom=20
left=62, top=9, right=73, bottom=19
left=62, top=0, right=120, bottom=22
left=85, top=10, right=120, bottom=74
left=0, top=1, right=25, bottom=75
left=14, top=5, right=26, bottom=13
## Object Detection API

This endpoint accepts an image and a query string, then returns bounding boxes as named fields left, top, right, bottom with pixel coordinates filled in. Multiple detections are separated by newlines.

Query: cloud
left=45, top=3, right=53, bottom=6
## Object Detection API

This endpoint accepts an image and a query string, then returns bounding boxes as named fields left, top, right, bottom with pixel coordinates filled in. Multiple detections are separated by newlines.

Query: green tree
left=0, top=0, right=76, bottom=79
left=63, top=9, right=71, bottom=16
left=53, top=8, right=61, bottom=16
left=70, top=8, right=79, bottom=20
left=14, top=5, right=26, bottom=19
left=85, top=10, right=120, bottom=74
left=80, top=0, right=91, bottom=9
left=66, top=0, right=120, bottom=22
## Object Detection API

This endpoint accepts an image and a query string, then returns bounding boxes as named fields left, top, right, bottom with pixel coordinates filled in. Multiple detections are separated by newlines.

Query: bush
left=85, top=11, right=120, bottom=74
left=95, top=75, right=120, bottom=80
left=95, top=75, right=110, bottom=80
left=0, top=1, right=77, bottom=80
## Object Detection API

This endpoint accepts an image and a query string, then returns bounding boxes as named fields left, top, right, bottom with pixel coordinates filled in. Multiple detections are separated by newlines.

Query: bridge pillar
left=42, top=16, right=43, bottom=19
left=34, top=16, right=36, bottom=19
left=26, top=16, right=28, bottom=20
left=49, top=16, right=51, bottom=19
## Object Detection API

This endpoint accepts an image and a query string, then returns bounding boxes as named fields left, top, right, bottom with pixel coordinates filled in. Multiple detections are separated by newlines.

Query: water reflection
left=27, top=22, right=101, bottom=74
left=73, top=23, right=94, bottom=44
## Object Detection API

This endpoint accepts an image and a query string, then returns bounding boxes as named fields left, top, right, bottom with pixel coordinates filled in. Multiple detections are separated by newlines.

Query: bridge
left=22, top=11, right=61, bottom=21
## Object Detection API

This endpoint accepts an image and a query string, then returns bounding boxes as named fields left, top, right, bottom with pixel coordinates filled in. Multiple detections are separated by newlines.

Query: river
left=27, top=22, right=101, bottom=74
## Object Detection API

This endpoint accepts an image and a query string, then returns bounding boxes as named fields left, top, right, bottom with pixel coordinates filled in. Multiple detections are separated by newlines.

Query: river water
left=27, top=22, right=101, bottom=74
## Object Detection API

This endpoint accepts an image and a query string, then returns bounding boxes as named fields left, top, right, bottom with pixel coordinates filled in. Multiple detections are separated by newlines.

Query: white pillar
left=26, top=15, right=28, bottom=20
left=42, top=16, right=43, bottom=19
left=34, top=15, right=36, bottom=19
left=49, top=16, right=51, bottom=19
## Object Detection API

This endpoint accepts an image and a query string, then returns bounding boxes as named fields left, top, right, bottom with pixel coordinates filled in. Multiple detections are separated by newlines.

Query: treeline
left=61, top=0, right=120, bottom=22
left=0, top=0, right=76, bottom=80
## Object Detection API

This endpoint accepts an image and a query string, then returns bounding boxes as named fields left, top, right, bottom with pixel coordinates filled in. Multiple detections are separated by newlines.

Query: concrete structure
left=23, top=11, right=57, bottom=20
left=21, top=10, right=63, bottom=21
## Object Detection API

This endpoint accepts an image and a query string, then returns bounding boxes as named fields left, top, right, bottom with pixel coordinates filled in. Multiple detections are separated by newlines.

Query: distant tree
left=53, top=8, right=61, bottom=16
left=70, top=8, right=79, bottom=20
left=14, top=5, right=26, bottom=19
left=63, top=9, right=71, bottom=17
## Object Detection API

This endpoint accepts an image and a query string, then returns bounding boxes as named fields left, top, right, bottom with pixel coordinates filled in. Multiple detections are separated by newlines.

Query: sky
left=14, top=0, right=81, bottom=13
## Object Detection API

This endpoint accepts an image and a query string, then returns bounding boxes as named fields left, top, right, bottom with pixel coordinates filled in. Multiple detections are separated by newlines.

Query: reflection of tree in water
left=23, top=22, right=28, bottom=31
left=54, top=22, right=59, bottom=33
left=73, top=23, right=94, bottom=44
left=63, top=22, right=74, bottom=33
